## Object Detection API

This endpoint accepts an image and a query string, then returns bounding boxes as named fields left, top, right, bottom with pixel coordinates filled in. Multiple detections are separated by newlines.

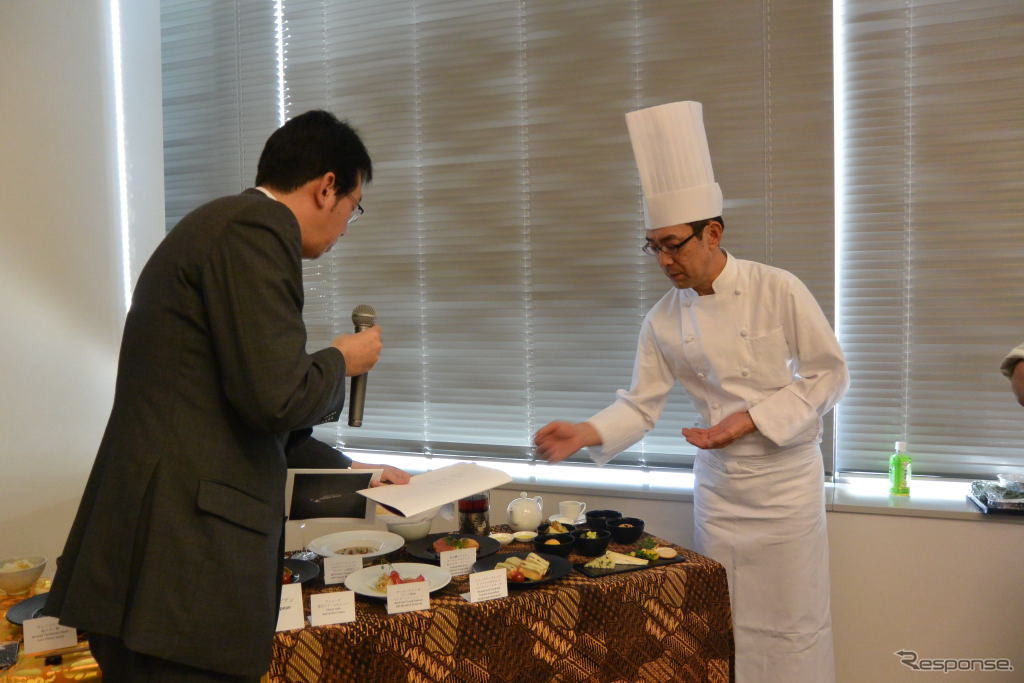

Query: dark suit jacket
left=44, top=190, right=347, bottom=676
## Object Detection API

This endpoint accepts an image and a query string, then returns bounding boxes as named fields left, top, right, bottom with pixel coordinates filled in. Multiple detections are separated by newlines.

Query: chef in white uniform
left=534, top=101, right=849, bottom=682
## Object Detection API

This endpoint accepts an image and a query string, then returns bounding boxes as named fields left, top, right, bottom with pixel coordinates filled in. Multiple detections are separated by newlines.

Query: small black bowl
left=538, top=521, right=576, bottom=535
left=584, top=509, right=622, bottom=530
left=533, top=533, right=574, bottom=558
left=607, top=517, right=645, bottom=544
left=571, top=529, right=611, bottom=557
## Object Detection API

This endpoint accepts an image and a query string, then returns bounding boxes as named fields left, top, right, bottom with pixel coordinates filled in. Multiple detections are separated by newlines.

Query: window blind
left=160, top=0, right=278, bottom=230
left=837, top=0, right=1024, bottom=477
left=160, top=0, right=834, bottom=471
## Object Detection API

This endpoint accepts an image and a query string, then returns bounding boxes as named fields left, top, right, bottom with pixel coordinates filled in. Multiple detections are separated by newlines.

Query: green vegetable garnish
left=638, top=537, right=657, bottom=549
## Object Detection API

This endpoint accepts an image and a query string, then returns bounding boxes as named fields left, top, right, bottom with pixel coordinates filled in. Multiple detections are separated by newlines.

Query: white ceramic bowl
left=488, top=532, right=514, bottom=546
left=512, top=530, right=538, bottom=543
left=0, top=556, right=45, bottom=595
left=385, top=518, right=433, bottom=541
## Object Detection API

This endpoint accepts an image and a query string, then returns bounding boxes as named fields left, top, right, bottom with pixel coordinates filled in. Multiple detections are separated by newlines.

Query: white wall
left=0, top=0, right=164, bottom=574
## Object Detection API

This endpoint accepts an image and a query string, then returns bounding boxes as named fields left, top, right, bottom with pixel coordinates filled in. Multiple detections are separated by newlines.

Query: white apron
left=694, top=442, right=834, bottom=683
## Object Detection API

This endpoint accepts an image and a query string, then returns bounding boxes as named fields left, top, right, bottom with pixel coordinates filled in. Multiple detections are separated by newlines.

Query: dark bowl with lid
left=607, top=517, right=645, bottom=544
left=584, top=509, right=622, bottom=530
left=538, top=521, right=576, bottom=535
left=533, top=533, right=574, bottom=558
left=571, top=528, right=611, bottom=557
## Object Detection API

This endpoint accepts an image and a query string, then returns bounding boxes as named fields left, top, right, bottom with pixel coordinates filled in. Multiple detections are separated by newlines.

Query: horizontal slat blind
left=162, top=0, right=834, bottom=471
left=837, top=0, right=1024, bottom=476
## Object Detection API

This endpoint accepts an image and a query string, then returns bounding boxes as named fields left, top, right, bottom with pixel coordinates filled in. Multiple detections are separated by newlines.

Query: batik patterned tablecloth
left=0, top=579, right=101, bottom=682
left=269, top=532, right=733, bottom=683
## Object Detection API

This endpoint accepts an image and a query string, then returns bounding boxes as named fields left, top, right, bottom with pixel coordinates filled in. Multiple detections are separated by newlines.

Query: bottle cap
left=894, top=441, right=907, bottom=452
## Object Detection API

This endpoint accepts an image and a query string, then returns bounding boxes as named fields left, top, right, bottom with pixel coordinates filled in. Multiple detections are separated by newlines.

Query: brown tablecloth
left=269, top=530, right=733, bottom=682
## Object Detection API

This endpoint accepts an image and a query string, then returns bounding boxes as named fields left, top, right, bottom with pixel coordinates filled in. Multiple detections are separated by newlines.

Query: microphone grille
left=351, top=304, right=377, bottom=327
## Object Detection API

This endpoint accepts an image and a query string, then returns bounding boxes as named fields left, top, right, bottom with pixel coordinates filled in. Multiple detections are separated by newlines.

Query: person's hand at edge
left=350, top=461, right=411, bottom=485
left=533, top=421, right=601, bottom=463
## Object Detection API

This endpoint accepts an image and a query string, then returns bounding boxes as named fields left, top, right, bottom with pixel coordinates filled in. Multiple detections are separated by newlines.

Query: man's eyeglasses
left=347, top=201, right=364, bottom=224
left=642, top=232, right=697, bottom=256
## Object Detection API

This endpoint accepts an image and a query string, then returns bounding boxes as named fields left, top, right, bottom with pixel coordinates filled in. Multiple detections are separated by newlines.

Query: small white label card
left=386, top=580, right=430, bottom=614
left=466, top=567, right=508, bottom=603
left=22, top=616, right=78, bottom=654
left=310, top=590, right=356, bottom=626
left=323, top=555, right=363, bottom=585
left=275, top=582, right=305, bottom=632
left=439, top=547, right=477, bottom=577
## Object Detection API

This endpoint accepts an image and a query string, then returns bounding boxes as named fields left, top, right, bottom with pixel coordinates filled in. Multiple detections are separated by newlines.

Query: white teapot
left=506, top=491, right=543, bottom=531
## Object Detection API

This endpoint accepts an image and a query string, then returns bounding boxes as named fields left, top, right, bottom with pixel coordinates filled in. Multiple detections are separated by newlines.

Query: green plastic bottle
left=889, top=440, right=911, bottom=496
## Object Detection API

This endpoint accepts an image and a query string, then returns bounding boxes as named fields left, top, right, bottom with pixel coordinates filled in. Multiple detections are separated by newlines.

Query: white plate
left=344, top=562, right=451, bottom=598
left=308, top=530, right=404, bottom=558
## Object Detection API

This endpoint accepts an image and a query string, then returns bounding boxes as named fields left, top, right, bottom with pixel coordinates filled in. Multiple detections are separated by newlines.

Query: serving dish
left=343, top=562, right=451, bottom=599
left=405, top=533, right=500, bottom=563
left=5, top=592, right=47, bottom=625
left=282, top=558, right=320, bottom=584
left=574, top=554, right=686, bottom=578
left=471, top=552, right=572, bottom=589
left=308, top=530, right=404, bottom=558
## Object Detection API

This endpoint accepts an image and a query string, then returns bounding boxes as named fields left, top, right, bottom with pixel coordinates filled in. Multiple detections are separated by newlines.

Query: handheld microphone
left=348, top=304, right=376, bottom=427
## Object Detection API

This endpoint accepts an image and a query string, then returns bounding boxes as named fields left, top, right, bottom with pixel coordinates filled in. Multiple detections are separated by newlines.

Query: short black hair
left=255, top=110, right=372, bottom=197
left=690, top=216, right=724, bottom=239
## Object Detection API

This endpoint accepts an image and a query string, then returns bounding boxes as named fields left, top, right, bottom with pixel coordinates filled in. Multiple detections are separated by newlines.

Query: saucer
left=549, top=513, right=585, bottom=526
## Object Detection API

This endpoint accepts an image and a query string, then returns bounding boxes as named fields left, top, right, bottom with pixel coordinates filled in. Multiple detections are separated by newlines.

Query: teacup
left=558, top=500, right=586, bottom=521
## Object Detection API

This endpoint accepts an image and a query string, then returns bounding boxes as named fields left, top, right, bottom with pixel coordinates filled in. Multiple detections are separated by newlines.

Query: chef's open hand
left=682, top=411, right=757, bottom=450
left=333, top=326, right=383, bottom=377
left=533, top=421, right=601, bottom=463
left=350, top=461, right=412, bottom=486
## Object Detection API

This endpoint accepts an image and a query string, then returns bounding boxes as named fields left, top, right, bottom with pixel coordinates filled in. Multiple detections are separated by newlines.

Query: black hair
left=255, top=110, right=372, bottom=197
left=689, top=216, right=724, bottom=239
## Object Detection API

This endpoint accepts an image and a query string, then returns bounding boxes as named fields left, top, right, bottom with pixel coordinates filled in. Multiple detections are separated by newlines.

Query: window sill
left=348, top=451, right=1024, bottom=524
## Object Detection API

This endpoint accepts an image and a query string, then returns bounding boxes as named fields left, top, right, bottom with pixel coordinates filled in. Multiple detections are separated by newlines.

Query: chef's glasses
left=347, top=201, right=364, bottom=224
left=642, top=231, right=697, bottom=256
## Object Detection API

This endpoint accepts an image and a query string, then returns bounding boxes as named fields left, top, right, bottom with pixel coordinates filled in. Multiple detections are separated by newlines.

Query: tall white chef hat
left=625, top=101, right=722, bottom=230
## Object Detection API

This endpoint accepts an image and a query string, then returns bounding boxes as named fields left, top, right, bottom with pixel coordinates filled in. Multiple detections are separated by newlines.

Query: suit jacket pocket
left=196, top=479, right=275, bottom=535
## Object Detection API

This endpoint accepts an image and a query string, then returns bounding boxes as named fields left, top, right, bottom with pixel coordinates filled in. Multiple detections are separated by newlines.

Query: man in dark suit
left=44, top=110, right=399, bottom=680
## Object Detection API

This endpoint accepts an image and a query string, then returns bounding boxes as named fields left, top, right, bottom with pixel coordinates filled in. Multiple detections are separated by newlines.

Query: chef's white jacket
left=587, top=251, right=849, bottom=461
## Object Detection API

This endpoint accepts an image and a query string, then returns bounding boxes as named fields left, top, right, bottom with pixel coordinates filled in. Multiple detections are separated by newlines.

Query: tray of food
left=473, top=551, right=572, bottom=588
left=405, top=533, right=501, bottom=562
left=968, top=480, right=1024, bottom=515
left=573, top=538, right=686, bottom=578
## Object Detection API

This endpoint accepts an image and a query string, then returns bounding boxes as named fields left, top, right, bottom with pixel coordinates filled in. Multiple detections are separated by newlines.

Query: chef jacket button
left=697, top=372, right=705, bottom=379
left=711, top=403, right=719, bottom=410
left=740, top=330, right=748, bottom=338
left=734, top=289, right=741, bottom=295
left=741, top=369, right=750, bottom=377
left=686, top=336, right=695, bottom=343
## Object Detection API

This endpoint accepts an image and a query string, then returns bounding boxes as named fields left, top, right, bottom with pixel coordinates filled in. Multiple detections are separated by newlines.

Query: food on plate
left=544, top=538, right=561, bottom=545
left=282, top=566, right=297, bottom=584
left=630, top=548, right=660, bottom=562
left=339, top=546, right=375, bottom=555
left=584, top=553, right=616, bottom=569
left=488, top=532, right=514, bottom=546
left=373, top=569, right=426, bottom=593
left=495, top=553, right=550, bottom=582
left=583, top=531, right=599, bottom=539
left=655, top=546, right=678, bottom=559
left=432, top=535, right=480, bottom=554
left=546, top=520, right=570, bottom=534
left=618, top=523, right=634, bottom=528
left=606, top=550, right=648, bottom=566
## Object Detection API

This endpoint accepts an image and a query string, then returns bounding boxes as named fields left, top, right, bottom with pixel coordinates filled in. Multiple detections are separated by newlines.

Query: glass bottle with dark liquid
left=457, top=492, right=490, bottom=535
